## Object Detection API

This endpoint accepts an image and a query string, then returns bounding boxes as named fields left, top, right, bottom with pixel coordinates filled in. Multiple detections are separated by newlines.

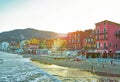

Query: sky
left=0, top=0, right=120, bottom=33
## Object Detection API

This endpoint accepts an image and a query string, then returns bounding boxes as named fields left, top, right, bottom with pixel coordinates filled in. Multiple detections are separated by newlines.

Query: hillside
left=0, top=28, right=61, bottom=42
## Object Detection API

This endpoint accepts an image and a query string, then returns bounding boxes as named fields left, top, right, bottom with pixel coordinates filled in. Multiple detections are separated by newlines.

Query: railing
left=95, top=32, right=108, bottom=35
left=104, top=47, right=108, bottom=49
left=114, top=31, right=120, bottom=36
left=96, top=38, right=108, bottom=40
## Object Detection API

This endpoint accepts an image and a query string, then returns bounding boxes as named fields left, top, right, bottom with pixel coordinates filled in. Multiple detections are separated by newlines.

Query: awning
left=95, top=50, right=108, bottom=53
left=115, top=50, right=120, bottom=53
left=87, top=50, right=95, bottom=53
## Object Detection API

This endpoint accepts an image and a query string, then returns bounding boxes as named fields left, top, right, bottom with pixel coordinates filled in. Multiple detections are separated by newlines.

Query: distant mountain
left=0, top=28, right=64, bottom=43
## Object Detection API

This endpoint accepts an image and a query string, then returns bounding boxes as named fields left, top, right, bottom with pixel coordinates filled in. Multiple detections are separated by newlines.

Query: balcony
left=114, top=31, right=120, bottom=36
left=96, top=37, right=108, bottom=40
left=95, top=32, right=108, bottom=35
left=96, top=47, right=108, bottom=50
left=104, top=47, right=108, bottom=49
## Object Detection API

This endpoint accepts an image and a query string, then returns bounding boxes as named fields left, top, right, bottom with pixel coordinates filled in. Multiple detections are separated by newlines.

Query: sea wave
left=0, top=51, right=60, bottom=82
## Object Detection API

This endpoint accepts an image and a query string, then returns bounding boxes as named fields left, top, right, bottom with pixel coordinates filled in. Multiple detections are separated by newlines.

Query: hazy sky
left=0, top=0, right=120, bottom=33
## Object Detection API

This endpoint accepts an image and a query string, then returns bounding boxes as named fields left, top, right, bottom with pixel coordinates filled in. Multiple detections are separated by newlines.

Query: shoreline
left=31, top=58, right=120, bottom=78
left=22, top=54, right=120, bottom=78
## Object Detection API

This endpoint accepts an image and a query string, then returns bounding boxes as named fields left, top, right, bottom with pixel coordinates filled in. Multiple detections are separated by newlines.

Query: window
left=104, top=34, right=106, bottom=39
left=72, top=39, right=74, bottom=43
left=86, top=38, right=89, bottom=43
left=97, top=29, right=100, bottom=39
left=109, top=43, right=112, bottom=47
left=91, top=38, right=93, bottom=42
left=96, top=43, right=98, bottom=48
left=78, top=39, right=80, bottom=42
left=103, top=21, right=106, bottom=26
left=115, top=44, right=117, bottom=48
left=104, top=28, right=106, bottom=33
left=78, top=34, right=80, bottom=37
left=96, top=42, right=100, bottom=48
left=99, top=43, right=101, bottom=48
left=104, top=42, right=106, bottom=48
left=86, top=39, right=87, bottom=43
left=74, top=39, right=76, bottom=42
left=97, top=29, right=99, bottom=34
left=97, top=35, right=99, bottom=40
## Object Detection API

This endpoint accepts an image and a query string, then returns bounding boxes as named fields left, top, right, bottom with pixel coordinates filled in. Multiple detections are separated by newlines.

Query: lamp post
left=109, top=49, right=112, bottom=58
left=100, top=43, right=103, bottom=50
left=100, top=43, right=103, bottom=57
left=60, top=48, right=63, bottom=57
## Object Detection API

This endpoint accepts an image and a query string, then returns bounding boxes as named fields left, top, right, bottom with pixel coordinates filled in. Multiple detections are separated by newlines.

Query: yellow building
left=52, top=38, right=67, bottom=50
left=28, top=38, right=40, bottom=44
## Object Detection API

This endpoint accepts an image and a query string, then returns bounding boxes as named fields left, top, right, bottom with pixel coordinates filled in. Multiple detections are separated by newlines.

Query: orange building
left=67, top=30, right=93, bottom=50
left=45, top=39, right=54, bottom=49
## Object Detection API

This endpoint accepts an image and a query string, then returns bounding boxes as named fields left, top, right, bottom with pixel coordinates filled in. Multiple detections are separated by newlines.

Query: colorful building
left=67, top=30, right=91, bottom=51
left=83, top=29, right=95, bottom=50
left=27, top=38, right=40, bottom=49
left=45, top=39, right=54, bottom=49
left=52, top=37, right=67, bottom=50
left=95, top=20, right=120, bottom=55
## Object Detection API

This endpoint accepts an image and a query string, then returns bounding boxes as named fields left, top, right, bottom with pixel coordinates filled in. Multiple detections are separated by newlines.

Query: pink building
left=95, top=20, right=120, bottom=54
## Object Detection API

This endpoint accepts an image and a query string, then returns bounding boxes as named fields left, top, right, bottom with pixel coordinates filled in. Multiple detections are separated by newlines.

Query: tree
left=83, top=44, right=90, bottom=50
left=39, top=40, right=46, bottom=49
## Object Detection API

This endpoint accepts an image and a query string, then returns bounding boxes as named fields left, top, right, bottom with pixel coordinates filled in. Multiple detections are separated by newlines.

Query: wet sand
left=22, top=54, right=120, bottom=79
left=32, top=60, right=100, bottom=82
left=31, top=59, right=120, bottom=82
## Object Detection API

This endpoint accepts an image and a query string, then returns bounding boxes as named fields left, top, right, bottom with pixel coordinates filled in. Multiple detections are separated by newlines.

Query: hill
left=0, top=28, right=62, bottom=42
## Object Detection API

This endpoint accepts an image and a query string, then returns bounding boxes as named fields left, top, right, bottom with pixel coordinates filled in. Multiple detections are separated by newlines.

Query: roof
left=95, top=20, right=120, bottom=25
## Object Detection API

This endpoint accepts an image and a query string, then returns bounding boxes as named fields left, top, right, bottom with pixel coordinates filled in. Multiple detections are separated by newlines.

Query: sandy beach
left=22, top=54, right=120, bottom=78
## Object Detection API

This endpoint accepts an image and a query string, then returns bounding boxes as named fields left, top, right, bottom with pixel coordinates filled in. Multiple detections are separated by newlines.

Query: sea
left=0, top=51, right=120, bottom=82
left=0, top=51, right=60, bottom=82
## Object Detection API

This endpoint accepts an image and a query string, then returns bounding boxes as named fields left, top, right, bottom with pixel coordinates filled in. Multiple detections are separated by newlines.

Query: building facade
left=27, top=38, right=40, bottom=49
left=83, top=29, right=95, bottom=50
left=45, top=39, right=54, bottom=49
left=67, top=30, right=91, bottom=50
left=95, top=20, right=120, bottom=54
left=52, top=37, right=67, bottom=50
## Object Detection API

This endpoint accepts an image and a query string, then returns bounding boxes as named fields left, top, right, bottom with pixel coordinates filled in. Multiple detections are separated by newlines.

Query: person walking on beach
left=91, top=65, right=95, bottom=73
left=102, top=64, right=104, bottom=68
left=110, top=60, right=113, bottom=64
